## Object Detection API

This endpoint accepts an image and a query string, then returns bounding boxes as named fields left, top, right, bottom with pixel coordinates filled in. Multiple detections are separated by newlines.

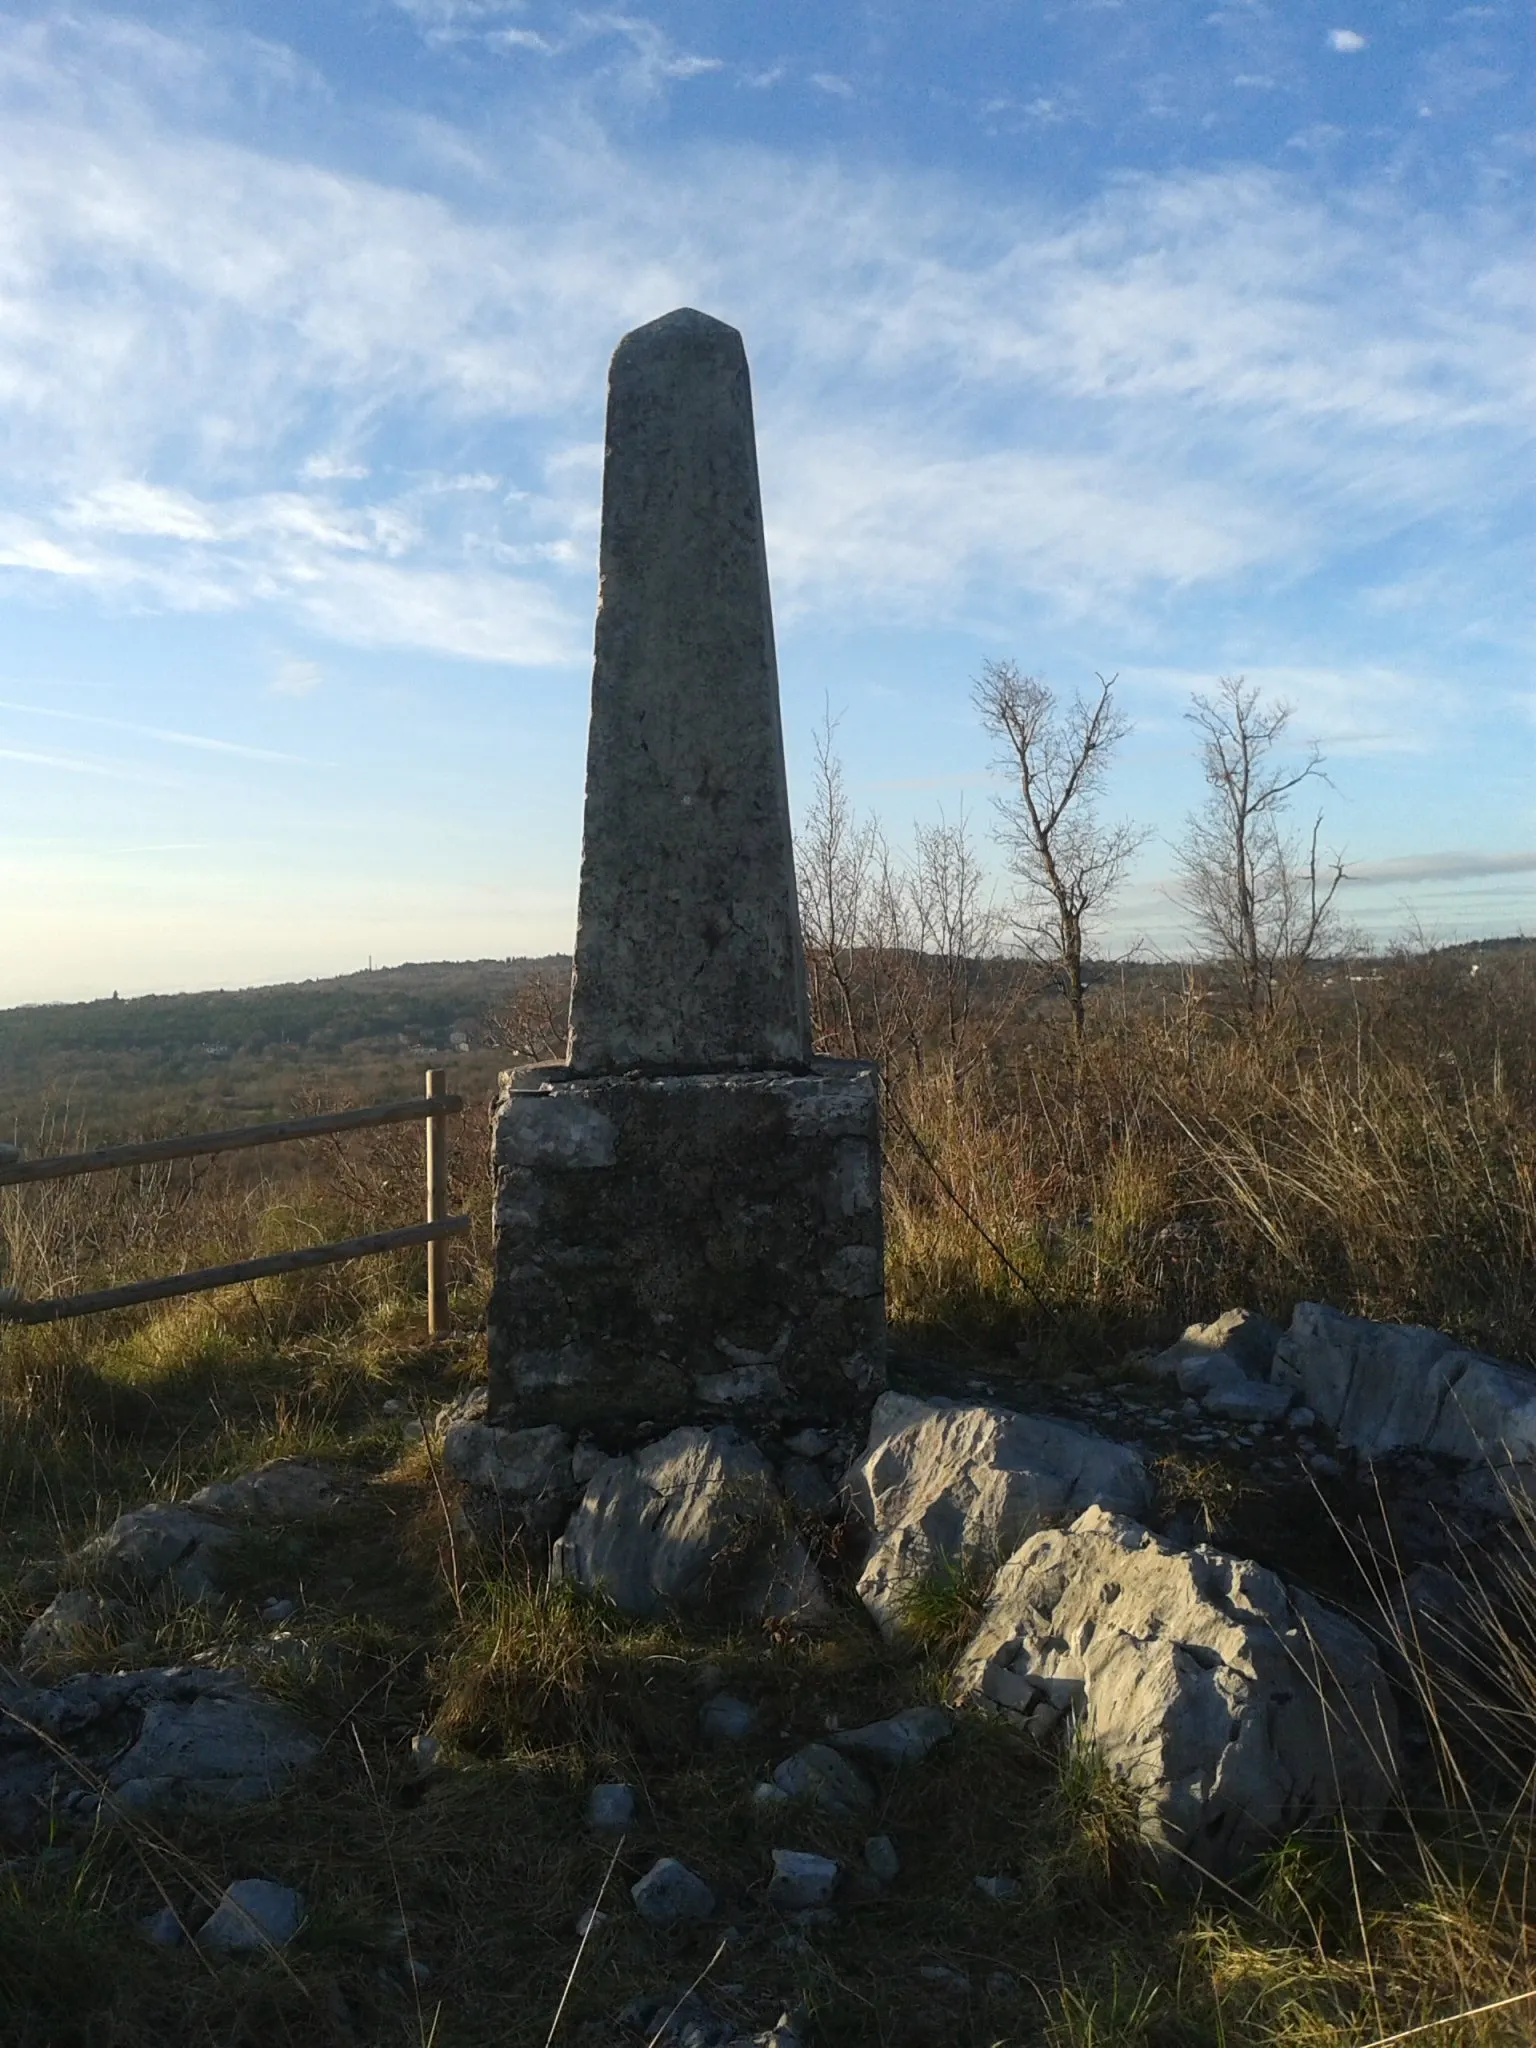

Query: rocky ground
left=3, top=1301, right=1535, bottom=2047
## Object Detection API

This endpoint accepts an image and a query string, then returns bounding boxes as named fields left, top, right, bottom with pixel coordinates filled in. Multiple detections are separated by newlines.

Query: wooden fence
left=0, top=1069, right=469, bottom=1336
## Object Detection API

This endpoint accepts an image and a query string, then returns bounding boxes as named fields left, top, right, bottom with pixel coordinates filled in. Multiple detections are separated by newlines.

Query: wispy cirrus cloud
left=1344, top=849, right=1536, bottom=886
left=399, top=2, right=725, bottom=95
left=1126, top=664, right=1458, bottom=758
left=0, top=11, right=1529, bottom=674
left=0, top=744, right=172, bottom=783
left=271, top=658, right=324, bottom=699
left=0, top=698, right=311, bottom=763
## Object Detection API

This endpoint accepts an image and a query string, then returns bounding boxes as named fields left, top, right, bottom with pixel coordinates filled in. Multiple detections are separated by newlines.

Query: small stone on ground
left=631, top=1857, right=715, bottom=1924
left=196, top=1878, right=305, bottom=1954
left=700, top=1693, right=759, bottom=1745
left=767, top=1849, right=840, bottom=1909
left=829, top=1706, right=951, bottom=1766
left=588, top=1782, right=637, bottom=1831
left=770, top=1743, right=875, bottom=1817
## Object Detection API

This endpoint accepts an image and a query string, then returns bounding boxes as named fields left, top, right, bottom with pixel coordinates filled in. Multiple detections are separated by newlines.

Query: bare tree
left=1176, top=674, right=1345, bottom=1024
left=796, top=705, right=883, bottom=1057
left=974, top=660, right=1144, bottom=1039
left=486, top=962, right=571, bottom=1062
left=906, top=807, right=1006, bottom=1080
left=795, top=710, right=1006, bottom=1080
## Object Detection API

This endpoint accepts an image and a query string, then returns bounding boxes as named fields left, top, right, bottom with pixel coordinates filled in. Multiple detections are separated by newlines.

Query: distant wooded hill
left=3, top=938, right=1525, bottom=1146
left=1, top=958, right=567, bottom=1063
left=0, top=958, right=568, bottom=1142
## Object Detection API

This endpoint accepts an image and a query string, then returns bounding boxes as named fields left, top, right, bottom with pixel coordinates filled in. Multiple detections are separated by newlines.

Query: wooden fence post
left=425, top=1068, right=449, bottom=1337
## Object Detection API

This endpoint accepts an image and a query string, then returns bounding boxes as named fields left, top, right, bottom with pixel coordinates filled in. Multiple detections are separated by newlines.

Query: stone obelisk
left=568, top=309, right=813, bottom=1076
left=487, top=310, right=884, bottom=1438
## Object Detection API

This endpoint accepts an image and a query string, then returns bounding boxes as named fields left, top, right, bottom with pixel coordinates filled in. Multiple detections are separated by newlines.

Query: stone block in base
left=487, top=1059, right=884, bottom=1435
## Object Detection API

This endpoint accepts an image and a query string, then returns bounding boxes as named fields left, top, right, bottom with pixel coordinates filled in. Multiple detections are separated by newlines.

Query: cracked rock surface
left=187, top=1460, right=349, bottom=1522
left=0, top=1666, right=319, bottom=1846
left=552, top=1426, right=830, bottom=1623
left=955, top=1504, right=1399, bottom=1877
left=72, top=1504, right=237, bottom=1606
left=65, top=1462, right=353, bottom=1609
left=441, top=1420, right=575, bottom=1537
left=1273, top=1302, right=1536, bottom=1466
left=847, top=1391, right=1152, bottom=1638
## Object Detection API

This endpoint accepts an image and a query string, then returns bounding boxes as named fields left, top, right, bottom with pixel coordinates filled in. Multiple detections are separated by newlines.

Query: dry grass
left=4, top=951, right=1536, bottom=2042
left=880, top=953, right=1536, bottom=1372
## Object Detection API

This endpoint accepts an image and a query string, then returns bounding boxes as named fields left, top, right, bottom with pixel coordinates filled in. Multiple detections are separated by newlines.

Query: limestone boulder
left=551, top=1426, right=830, bottom=1623
left=1147, top=1309, right=1292, bottom=1422
left=73, top=1504, right=236, bottom=1606
left=767, top=1849, right=840, bottom=1909
left=587, top=1781, right=637, bottom=1832
left=701, top=1693, right=759, bottom=1746
left=68, top=1467, right=344, bottom=1611
left=187, top=1461, right=347, bottom=1522
left=1200, top=1371, right=1293, bottom=1425
left=1273, top=1303, right=1536, bottom=1466
left=1148, top=1308, right=1281, bottom=1388
left=433, top=1383, right=490, bottom=1434
left=956, top=1505, right=1399, bottom=1878
left=108, top=1673, right=320, bottom=1815
left=847, top=1393, right=1151, bottom=1638
left=19, top=1590, right=126, bottom=1670
left=631, top=1856, right=715, bottom=1925
left=0, top=1666, right=318, bottom=1845
left=441, top=1420, right=574, bottom=1537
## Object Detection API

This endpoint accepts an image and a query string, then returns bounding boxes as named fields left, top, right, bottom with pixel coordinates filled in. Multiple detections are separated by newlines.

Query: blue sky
left=0, top=0, right=1530, bottom=1005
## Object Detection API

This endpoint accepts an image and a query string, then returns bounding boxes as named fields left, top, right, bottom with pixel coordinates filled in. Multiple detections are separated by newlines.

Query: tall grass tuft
left=879, top=952, right=1536, bottom=1365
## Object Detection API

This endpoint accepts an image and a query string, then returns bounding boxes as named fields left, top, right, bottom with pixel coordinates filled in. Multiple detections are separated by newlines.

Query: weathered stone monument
left=487, top=309, right=884, bottom=1436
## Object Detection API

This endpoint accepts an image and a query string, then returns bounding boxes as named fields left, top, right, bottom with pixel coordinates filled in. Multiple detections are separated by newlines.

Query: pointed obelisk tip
left=614, top=306, right=744, bottom=364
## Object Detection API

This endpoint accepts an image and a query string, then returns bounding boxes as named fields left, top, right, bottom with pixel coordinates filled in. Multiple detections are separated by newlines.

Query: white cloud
left=292, top=558, right=578, bottom=664
left=810, top=72, right=855, bottom=98
left=0, top=744, right=170, bottom=783
left=391, top=0, right=530, bottom=41
left=470, top=11, right=723, bottom=93
left=1125, top=664, right=1456, bottom=760
left=271, top=658, right=324, bottom=698
left=1328, top=29, right=1367, bottom=52
left=0, top=15, right=1528, bottom=661
left=66, top=483, right=219, bottom=542
left=1345, top=849, right=1536, bottom=885
left=588, top=14, right=723, bottom=90
left=302, top=455, right=371, bottom=481
left=763, top=438, right=1290, bottom=618
left=0, top=698, right=309, bottom=761
left=0, top=528, right=100, bottom=578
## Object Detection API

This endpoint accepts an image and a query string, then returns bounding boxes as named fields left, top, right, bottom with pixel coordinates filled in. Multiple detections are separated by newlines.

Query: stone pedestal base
left=487, top=1059, right=885, bottom=1436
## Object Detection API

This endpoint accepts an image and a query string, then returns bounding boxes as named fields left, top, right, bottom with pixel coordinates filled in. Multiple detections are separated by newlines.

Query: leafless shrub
left=485, top=964, right=571, bottom=1065
left=796, top=706, right=1015, bottom=1082
left=974, top=660, right=1145, bottom=1040
left=1176, top=674, right=1346, bottom=1027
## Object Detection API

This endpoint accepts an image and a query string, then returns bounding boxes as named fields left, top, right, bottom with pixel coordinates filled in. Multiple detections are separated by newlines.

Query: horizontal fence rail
left=0, top=1218, right=471, bottom=1326
left=0, top=1094, right=464, bottom=1188
left=0, top=1071, right=467, bottom=1335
